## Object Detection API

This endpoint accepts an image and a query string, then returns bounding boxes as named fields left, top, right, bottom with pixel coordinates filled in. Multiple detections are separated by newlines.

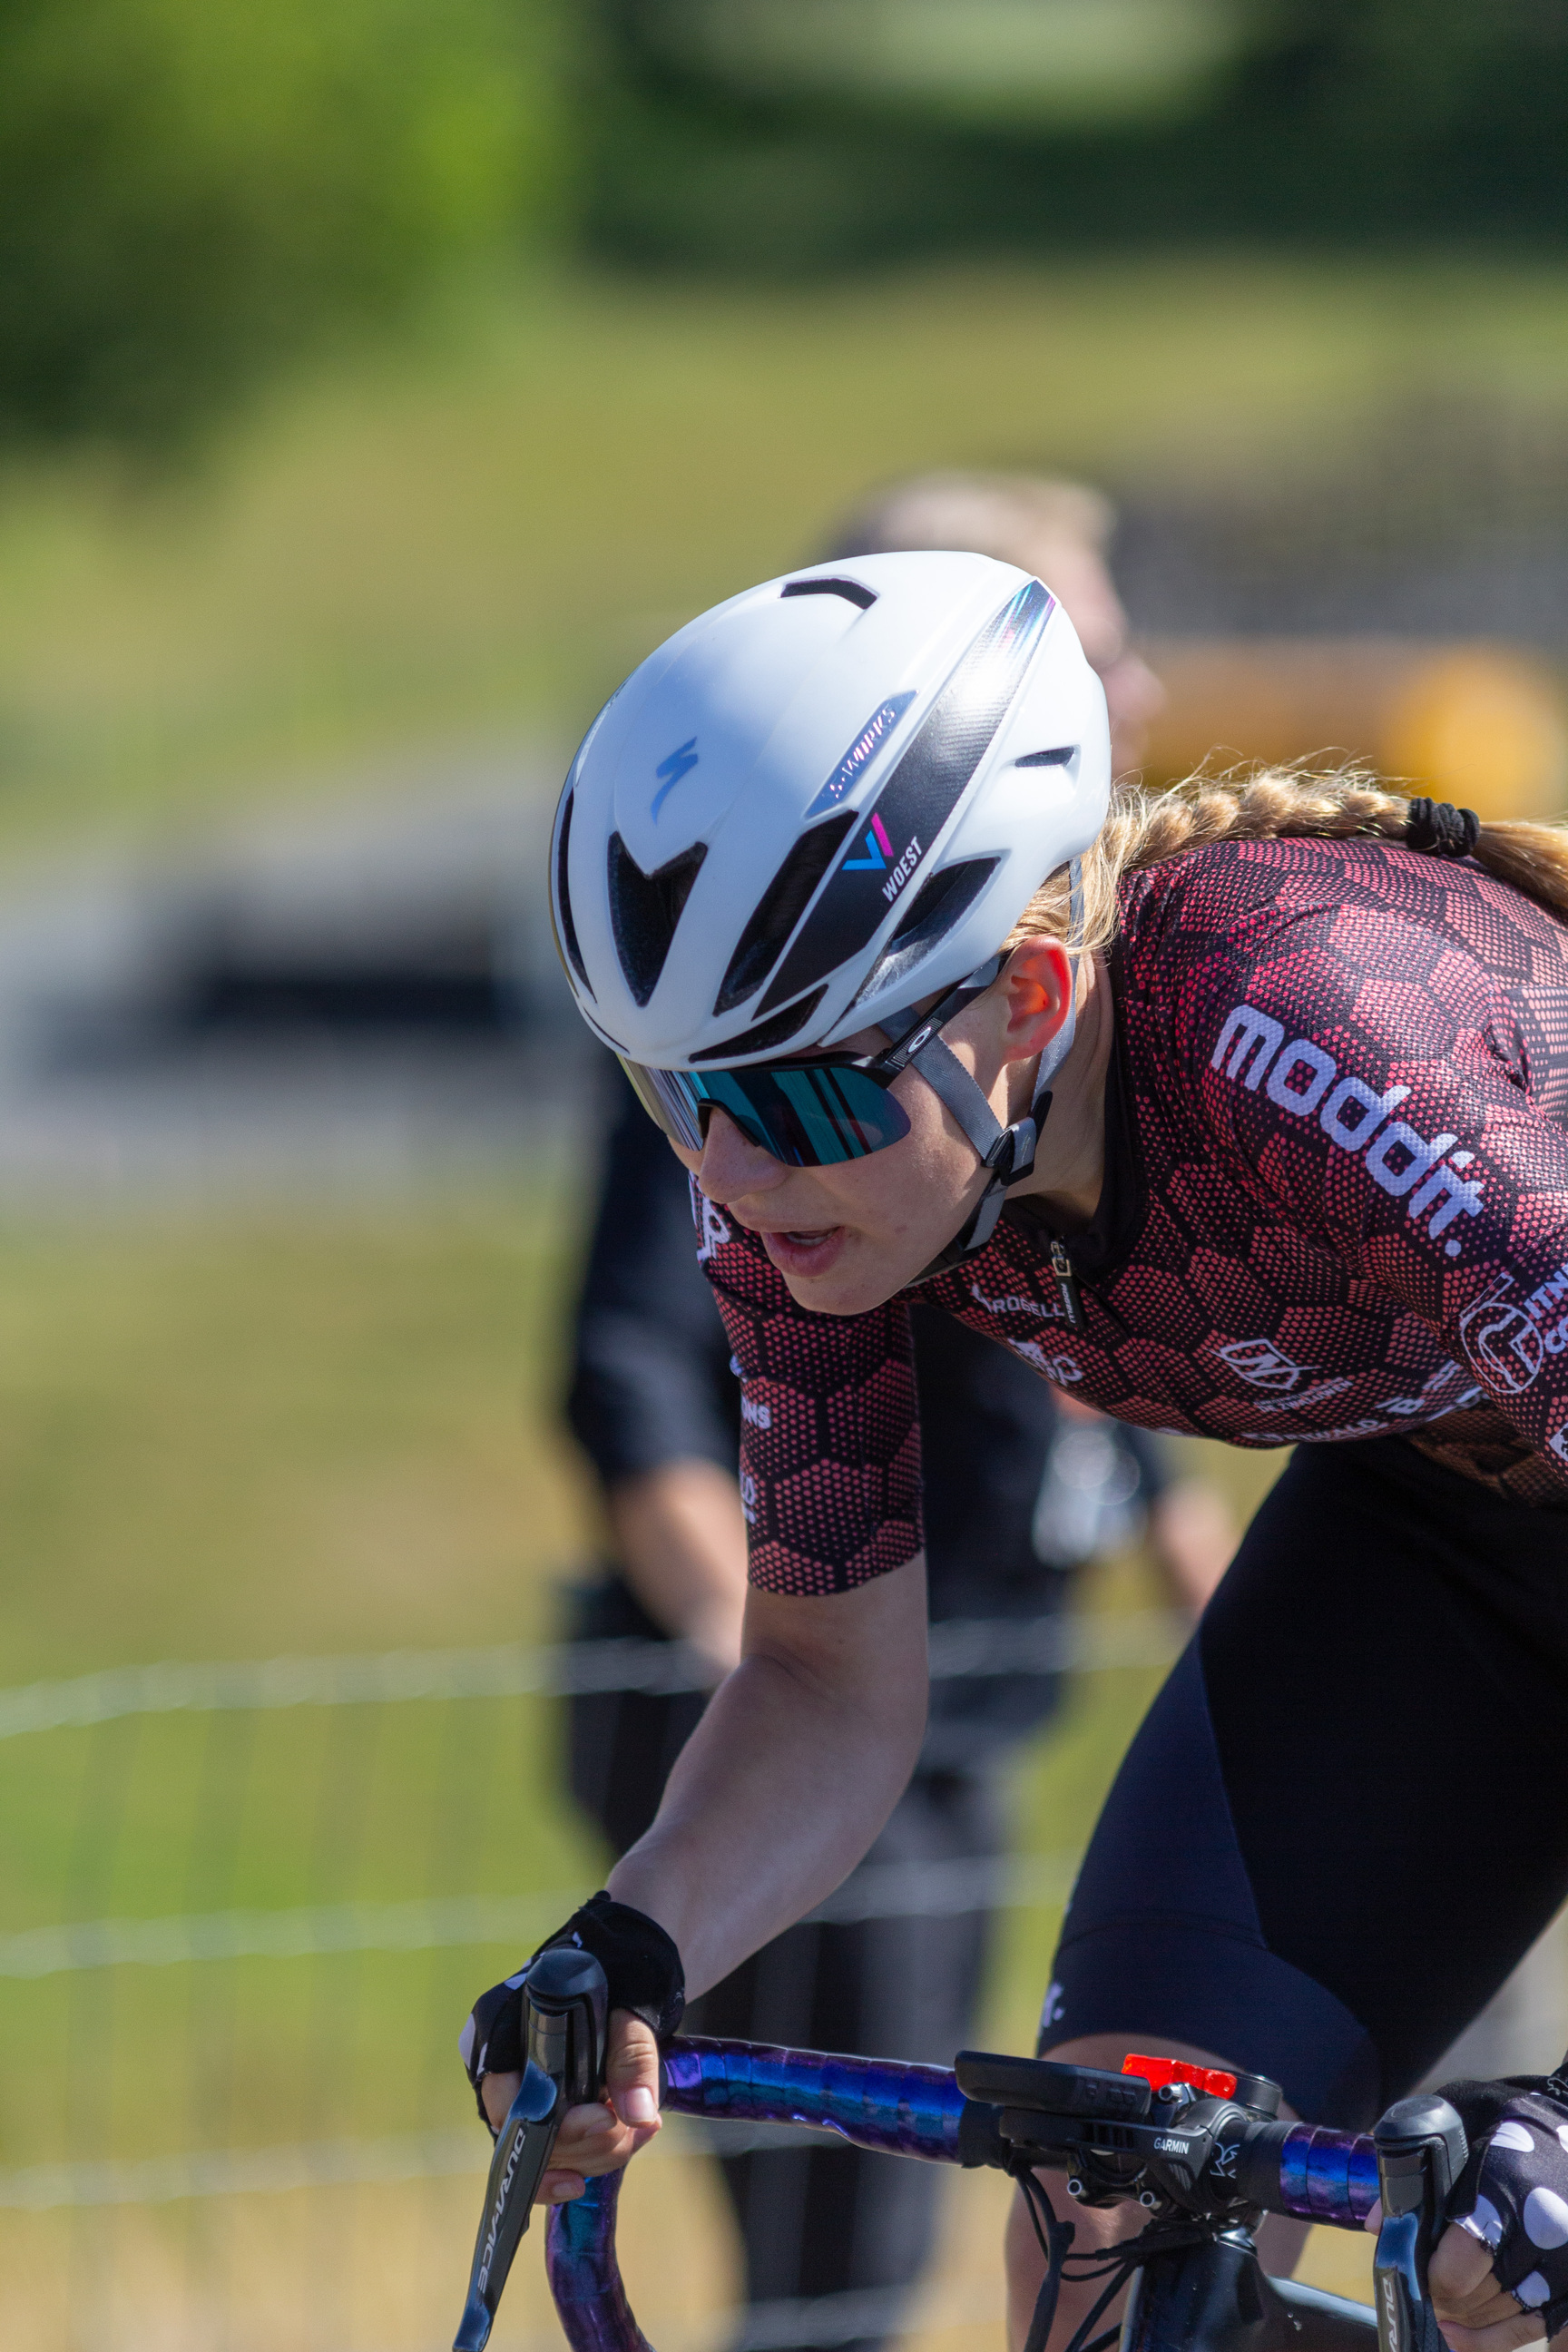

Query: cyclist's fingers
left=481, top=2069, right=523, bottom=2132
left=1431, top=2223, right=1503, bottom=2305
left=549, top=2093, right=658, bottom=2180
left=604, top=2009, right=662, bottom=2132
left=1429, top=2226, right=1544, bottom=2352
left=1433, top=2316, right=1545, bottom=2352
left=534, top=2168, right=586, bottom=2208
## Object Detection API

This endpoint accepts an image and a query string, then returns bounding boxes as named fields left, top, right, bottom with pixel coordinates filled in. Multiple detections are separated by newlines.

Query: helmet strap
left=898, top=858, right=1083, bottom=1286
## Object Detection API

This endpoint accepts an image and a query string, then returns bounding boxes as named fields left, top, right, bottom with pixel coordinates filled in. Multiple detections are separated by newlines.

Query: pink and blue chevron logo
left=842, top=812, right=894, bottom=871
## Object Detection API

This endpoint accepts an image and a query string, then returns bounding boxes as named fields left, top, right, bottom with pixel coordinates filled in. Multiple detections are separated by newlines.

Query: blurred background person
left=560, top=472, right=1236, bottom=2352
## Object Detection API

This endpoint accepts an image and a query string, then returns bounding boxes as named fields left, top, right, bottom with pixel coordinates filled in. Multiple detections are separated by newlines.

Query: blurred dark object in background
left=588, top=0, right=1568, bottom=269
left=0, top=0, right=565, bottom=446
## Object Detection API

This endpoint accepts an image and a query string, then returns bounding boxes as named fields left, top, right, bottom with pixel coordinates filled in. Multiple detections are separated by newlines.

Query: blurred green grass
left=1, top=254, right=1567, bottom=856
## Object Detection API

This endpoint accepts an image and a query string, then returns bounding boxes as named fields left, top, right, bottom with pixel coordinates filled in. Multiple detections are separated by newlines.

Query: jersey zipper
left=1049, top=1238, right=1086, bottom=1334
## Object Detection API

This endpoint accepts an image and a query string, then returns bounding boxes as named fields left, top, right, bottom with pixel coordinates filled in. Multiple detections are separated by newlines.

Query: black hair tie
left=1405, top=797, right=1481, bottom=858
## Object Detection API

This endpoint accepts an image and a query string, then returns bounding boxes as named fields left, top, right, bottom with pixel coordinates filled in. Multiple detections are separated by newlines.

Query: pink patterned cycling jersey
left=696, top=836, right=1568, bottom=1594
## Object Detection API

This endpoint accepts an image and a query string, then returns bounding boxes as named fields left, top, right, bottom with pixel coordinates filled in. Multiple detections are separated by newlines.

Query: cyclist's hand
left=479, top=2008, right=662, bottom=2206
left=1429, top=2221, right=1544, bottom=2352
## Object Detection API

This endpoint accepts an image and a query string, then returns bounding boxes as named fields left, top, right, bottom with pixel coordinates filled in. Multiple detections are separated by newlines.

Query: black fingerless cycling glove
left=458, top=1891, right=685, bottom=2126
left=1440, top=2065, right=1568, bottom=2334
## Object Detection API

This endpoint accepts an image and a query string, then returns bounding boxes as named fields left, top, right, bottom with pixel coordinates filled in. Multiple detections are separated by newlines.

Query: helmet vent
left=691, top=986, right=826, bottom=1063
left=713, top=812, right=857, bottom=1015
left=780, top=576, right=877, bottom=612
left=1015, top=746, right=1078, bottom=769
left=852, top=858, right=999, bottom=1008
left=607, top=834, right=708, bottom=1007
left=554, top=792, right=593, bottom=996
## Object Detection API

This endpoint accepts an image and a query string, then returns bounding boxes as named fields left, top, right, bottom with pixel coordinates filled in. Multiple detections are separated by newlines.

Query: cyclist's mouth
left=760, top=1226, right=846, bottom=1277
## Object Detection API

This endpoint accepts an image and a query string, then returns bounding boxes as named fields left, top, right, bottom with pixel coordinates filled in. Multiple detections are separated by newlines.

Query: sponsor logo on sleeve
left=693, top=1191, right=733, bottom=1263
left=1458, top=1277, right=1546, bottom=1394
left=740, top=1393, right=772, bottom=1430
left=1377, top=1358, right=1483, bottom=1418
left=1212, top=1337, right=1312, bottom=1393
left=1210, top=1001, right=1485, bottom=1258
left=1455, top=1259, right=1568, bottom=1396
left=1009, top=1339, right=1083, bottom=1383
left=968, top=1279, right=1069, bottom=1324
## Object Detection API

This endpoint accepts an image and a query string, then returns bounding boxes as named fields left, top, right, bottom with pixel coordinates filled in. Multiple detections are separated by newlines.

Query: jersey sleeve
left=690, top=1184, right=924, bottom=1594
left=1180, top=887, right=1568, bottom=1492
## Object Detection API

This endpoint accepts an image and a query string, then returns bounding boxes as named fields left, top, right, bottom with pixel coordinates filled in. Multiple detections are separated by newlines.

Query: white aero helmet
left=550, top=550, right=1111, bottom=1265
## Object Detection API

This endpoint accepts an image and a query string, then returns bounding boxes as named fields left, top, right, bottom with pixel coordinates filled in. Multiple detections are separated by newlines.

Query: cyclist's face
left=671, top=940, right=1073, bottom=1318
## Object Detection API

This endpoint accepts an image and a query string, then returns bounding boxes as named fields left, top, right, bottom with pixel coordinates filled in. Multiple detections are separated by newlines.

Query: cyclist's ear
left=997, top=938, right=1073, bottom=1060
left=605, top=2008, right=661, bottom=2130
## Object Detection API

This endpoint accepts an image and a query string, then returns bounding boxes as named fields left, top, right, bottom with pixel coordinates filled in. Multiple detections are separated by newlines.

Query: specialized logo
left=650, top=736, right=699, bottom=820
left=843, top=812, right=894, bottom=872
left=1213, top=1338, right=1311, bottom=1393
left=1210, top=1001, right=1484, bottom=1258
left=1457, top=1276, right=1545, bottom=1395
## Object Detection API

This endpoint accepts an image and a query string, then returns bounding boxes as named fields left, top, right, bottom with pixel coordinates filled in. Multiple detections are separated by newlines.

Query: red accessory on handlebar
left=1122, top=2052, right=1239, bottom=2101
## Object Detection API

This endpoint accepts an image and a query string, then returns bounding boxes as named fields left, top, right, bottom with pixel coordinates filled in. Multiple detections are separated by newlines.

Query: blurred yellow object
left=1142, top=639, right=1568, bottom=820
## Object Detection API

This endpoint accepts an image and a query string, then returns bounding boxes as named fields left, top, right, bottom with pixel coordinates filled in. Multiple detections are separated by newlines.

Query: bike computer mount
left=956, top=2048, right=1283, bottom=2220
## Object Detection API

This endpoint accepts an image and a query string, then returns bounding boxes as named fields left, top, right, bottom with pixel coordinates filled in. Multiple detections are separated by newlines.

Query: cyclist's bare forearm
left=607, top=1553, right=929, bottom=2000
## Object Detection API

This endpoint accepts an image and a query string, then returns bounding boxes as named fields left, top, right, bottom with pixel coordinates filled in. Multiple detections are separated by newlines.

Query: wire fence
left=0, top=1611, right=1181, bottom=2350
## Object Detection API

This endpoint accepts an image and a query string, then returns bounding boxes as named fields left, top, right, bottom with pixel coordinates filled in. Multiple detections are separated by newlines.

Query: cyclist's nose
left=699, top=1107, right=786, bottom=1201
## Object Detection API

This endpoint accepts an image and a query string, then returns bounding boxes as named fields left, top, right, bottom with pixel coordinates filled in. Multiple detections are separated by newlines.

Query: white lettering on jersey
left=739, top=1470, right=759, bottom=1527
left=693, top=1189, right=732, bottom=1264
left=1548, top=1425, right=1568, bottom=1468
left=1259, top=1376, right=1355, bottom=1415
left=1211, top=1004, right=1284, bottom=1089
left=1377, top=1358, right=1482, bottom=1419
left=1457, top=1259, right=1568, bottom=1396
left=1458, top=1277, right=1546, bottom=1394
left=1210, top=1000, right=1485, bottom=1257
left=1010, top=1339, right=1083, bottom=1384
left=740, top=1393, right=772, bottom=1430
left=968, top=1281, right=1066, bottom=1323
left=1213, top=1337, right=1312, bottom=1393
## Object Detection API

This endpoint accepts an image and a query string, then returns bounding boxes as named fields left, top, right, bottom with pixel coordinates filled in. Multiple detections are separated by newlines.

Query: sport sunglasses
left=620, top=1054, right=910, bottom=1167
left=618, top=961, right=1006, bottom=1170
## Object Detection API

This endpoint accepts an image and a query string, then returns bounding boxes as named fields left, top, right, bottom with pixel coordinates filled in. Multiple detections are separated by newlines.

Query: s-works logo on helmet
left=1210, top=1002, right=1485, bottom=1259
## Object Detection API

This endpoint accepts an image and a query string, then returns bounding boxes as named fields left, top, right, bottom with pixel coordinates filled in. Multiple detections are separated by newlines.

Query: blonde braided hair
left=1007, top=767, right=1568, bottom=956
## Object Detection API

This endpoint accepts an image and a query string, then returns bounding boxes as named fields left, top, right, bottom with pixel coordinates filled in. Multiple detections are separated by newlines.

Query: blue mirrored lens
left=699, top=1064, right=910, bottom=1165
left=619, top=1057, right=909, bottom=1167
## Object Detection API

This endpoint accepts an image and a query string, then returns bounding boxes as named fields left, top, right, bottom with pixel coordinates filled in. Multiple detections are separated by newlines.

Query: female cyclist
left=465, top=552, right=1568, bottom=2352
